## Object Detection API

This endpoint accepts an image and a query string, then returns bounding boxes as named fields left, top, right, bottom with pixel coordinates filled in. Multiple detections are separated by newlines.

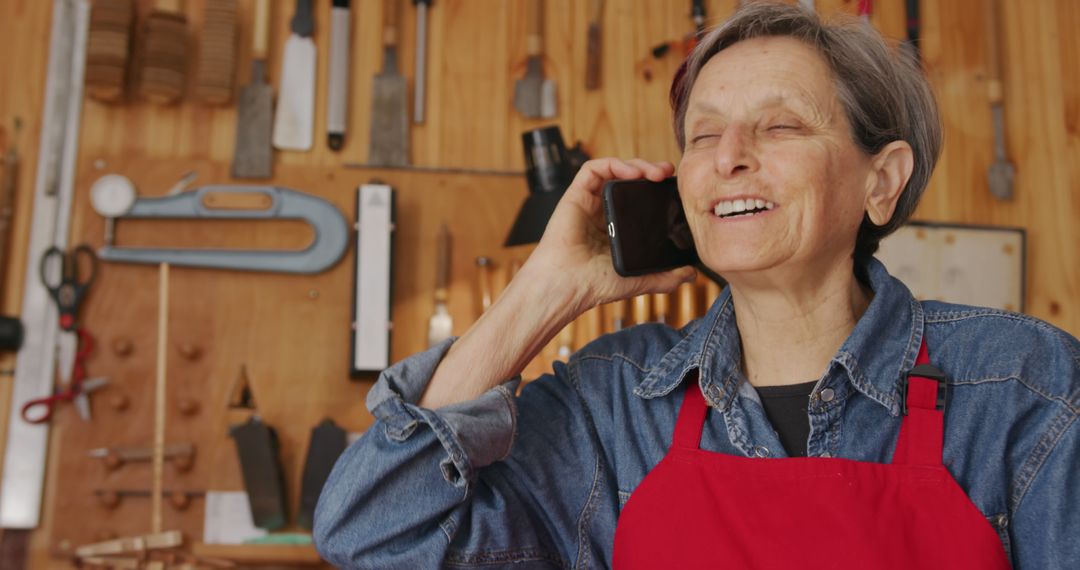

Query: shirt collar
left=634, top=258, right=924, bottom=416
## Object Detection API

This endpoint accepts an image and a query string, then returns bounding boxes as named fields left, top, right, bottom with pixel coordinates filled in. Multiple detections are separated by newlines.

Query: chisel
left=273, top=0, right=316, bottom=151
left=427, top=224, right=452, bottom=347
left=413, top=0, right=432, bottom=124
left=985, top=0, right=1014, bottom=200
left=328, top=0, right=351, bottom=150
left=585, top=0, right=603, bottom=90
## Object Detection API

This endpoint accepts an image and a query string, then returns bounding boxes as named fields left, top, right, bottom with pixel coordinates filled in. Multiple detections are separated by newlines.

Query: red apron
left=612, top=340, right=1011, bottom=569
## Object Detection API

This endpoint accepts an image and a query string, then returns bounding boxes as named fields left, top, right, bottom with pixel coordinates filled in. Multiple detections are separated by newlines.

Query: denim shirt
left=314, top=258, right=1080, bottom=569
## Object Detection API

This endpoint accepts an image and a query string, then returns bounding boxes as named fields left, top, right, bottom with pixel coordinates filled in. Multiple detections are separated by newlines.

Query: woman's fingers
left=568, top=158, right=675, bottom=196
left=636, top=266, right=698, bottom=296
left=623, top=158, right=674, bottom=181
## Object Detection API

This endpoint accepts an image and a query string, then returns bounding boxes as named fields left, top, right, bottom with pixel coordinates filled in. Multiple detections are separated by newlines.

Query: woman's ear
left=864, top=141, right=914, bottom=226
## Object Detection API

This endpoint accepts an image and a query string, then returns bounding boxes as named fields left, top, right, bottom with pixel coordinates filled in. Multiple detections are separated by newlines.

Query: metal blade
left=272, top=35, right=316, bottom=151
left=231, top=61, right=274, bottom=179
left=540, top=79, right=557, bottom=119
left=57, top=329, right=77, bottom=386
left=368, top=48, right=409, bottom=166
left=513, top=57, right=544, bottom=118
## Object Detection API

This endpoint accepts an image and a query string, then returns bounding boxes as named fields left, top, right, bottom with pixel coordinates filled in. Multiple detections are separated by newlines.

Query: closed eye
left=768, top=125, right=798, bottom=131
left=691, top=134, right=719, bottom=143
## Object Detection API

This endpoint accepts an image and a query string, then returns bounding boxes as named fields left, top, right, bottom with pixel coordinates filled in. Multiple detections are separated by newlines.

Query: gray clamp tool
left=93, top=183, right=350, bottom=274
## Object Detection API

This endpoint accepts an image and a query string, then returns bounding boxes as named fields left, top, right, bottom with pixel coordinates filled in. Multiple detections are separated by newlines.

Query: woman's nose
left=712, top=126, right=759, bottom=178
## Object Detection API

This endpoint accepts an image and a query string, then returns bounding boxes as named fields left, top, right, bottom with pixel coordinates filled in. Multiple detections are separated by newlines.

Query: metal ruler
left=1, top=0, right=90, bottom=529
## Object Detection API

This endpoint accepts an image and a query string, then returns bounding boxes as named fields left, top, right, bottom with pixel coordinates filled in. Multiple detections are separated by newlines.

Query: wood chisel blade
left=273, top=0, right=316, bottom=152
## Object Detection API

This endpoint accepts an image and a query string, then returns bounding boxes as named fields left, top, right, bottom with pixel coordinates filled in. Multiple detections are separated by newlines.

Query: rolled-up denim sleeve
left=364, top=337, right=522, bottom=488
left=313, top=337, right=614, bottom=569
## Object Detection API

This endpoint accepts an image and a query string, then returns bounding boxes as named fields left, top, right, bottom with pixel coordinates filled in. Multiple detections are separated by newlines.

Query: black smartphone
left=602, top=177, right=699, bottom=277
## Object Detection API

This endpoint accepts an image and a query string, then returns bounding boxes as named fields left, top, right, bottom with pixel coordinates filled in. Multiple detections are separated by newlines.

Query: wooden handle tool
left=985, top=0, right=1014, bottom=200
left=194, top=0, right=238, bottom=104
left=585, top=0, right=603, bottom=90
left=653, top=293, right=671, bottom=325
left=85, top=0, right=135, bottom=102
left=475, top=256, right=494, bottom=316
left=136, top=0, right=189, bottom=103
left=631, top=294, right=651, bottom=326
left=675, top=281, right=699, bottom=329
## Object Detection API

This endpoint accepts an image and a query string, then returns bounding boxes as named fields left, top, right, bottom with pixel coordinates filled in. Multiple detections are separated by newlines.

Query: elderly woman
left=314, top=4, right=1078, bottom=568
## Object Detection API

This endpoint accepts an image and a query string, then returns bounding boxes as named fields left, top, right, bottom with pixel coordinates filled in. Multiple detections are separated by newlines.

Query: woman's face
left=678, top=36, right=874, bottom=279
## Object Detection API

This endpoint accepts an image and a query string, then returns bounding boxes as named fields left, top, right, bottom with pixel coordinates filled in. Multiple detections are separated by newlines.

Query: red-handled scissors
left=39, top=244, right=97, bottom=331
left=21, top=245, right=103, bottom=424
left=20, top=330, right=107, bottom=423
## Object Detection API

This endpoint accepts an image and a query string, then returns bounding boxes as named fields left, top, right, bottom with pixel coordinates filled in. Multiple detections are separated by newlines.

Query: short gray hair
left=670, top=2, right=942, bottom=264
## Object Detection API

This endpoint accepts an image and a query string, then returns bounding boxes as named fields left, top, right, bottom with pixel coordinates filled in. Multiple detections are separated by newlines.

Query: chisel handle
left=435, top=224, right=450, bottom=294
left=675, top=281, right=698, bottom=329
left=384, top=0, right=401, bottom=48
left=527, top=0, right=543, bottom=57
left=653, top=293, right=670, bottom=325
left=631, top=294, right=651, bottom=325
left=589, top=0, right=603, bottom=24
left=605, top=299, right=627, bottom=332
left=475, top=257, right=493, bottom=314
left=252, top=0, right=270, bottom=60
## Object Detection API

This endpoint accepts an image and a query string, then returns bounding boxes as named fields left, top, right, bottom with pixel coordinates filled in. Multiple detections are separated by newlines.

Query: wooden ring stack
left=86, top=0, right=134, bottom=102
left=194, top=0, right=238, bottom=104
left=136, top=0, right=190, bottom=104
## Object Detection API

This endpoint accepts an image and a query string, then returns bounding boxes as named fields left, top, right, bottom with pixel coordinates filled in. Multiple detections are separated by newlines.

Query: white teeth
left=713, top=198, right=776, bottom=218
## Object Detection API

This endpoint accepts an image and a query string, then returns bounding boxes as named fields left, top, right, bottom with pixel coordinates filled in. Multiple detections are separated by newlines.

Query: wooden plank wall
left=0, top=0, right=1076, bottom=566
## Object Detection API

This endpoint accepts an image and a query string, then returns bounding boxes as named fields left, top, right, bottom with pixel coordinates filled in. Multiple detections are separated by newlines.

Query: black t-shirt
left=755, top=380, right=818, bottom=457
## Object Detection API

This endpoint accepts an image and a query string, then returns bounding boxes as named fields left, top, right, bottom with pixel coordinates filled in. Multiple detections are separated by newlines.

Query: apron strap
left=672, top=371, right=709, bottom=450
left=891, top=339, right=947, bottom=467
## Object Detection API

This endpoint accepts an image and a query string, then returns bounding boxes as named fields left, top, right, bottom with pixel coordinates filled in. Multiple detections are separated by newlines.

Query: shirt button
left=753, top=445, right=770, bottom=458
left=819, top=388, right=835, bottom=403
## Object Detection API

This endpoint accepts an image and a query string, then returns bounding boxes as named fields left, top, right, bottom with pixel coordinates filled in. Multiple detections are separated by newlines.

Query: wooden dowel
left=152, top=263, right=169, bottom=533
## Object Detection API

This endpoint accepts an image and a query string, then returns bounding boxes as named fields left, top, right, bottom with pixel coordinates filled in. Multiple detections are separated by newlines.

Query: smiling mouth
left=713, top=199, right=776, bottom=219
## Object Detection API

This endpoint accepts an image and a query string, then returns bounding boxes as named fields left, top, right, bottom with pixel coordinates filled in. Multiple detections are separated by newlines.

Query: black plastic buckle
left=902, top=363, right=948, bottom=415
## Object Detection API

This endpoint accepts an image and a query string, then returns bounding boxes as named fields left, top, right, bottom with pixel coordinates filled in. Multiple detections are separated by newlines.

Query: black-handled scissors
left=39, top=244, right=97, bottom=331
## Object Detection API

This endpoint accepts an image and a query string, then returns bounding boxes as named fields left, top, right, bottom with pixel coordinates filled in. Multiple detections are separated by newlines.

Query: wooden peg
left=176, top=398, right=199, bottom=416
left=167, top=491, right=191, bottom=511
left=177, top=343, right=202, bottom=361
left=109, top=393, right=130, bottom=412
left=97, top=490, right=122, bottom=509
left=111, top=338, right=134, bottom=357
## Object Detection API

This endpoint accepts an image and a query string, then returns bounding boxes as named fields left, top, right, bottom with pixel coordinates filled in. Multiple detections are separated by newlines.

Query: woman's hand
left=520, top=158, right=698, bottom=315
left=420, top=158, right=697, bottom=409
